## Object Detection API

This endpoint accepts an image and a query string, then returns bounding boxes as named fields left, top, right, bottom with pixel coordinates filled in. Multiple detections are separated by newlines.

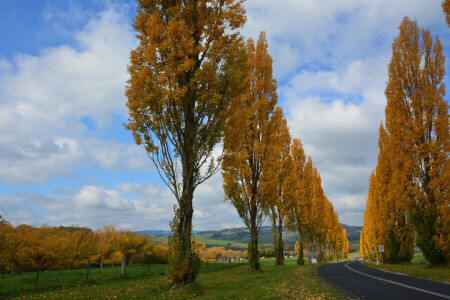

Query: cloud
left=74, top=185, right=134, bottom=211
left=279, top=56, right=391, bottom=224
left=243, top=0, right=446, bottom=79
left=0, top=6, right=141, bottom=184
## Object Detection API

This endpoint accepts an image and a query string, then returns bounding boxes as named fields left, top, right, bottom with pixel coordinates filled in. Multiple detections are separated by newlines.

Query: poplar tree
left=385, top=17, right=449, bottom=265
left=284, top=139, right=308, bottom=265
left=261, top=109, right=292, bottom=265
left=125, top=0, right=247, bottom=288
left=222, top=32, right=278, bottom=271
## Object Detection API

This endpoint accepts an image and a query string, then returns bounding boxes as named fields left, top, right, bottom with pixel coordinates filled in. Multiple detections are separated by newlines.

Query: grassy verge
left=363, top=253, right=449, bottom=283
left=1, top=258, right=348, bottom=299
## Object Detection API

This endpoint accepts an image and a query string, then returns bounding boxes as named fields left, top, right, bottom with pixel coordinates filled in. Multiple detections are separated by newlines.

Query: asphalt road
left=317, top=260, right=450, bottom=300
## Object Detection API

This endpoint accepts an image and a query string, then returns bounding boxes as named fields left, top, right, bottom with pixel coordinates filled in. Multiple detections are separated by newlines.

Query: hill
left=137, top=224, right=362, bottom=249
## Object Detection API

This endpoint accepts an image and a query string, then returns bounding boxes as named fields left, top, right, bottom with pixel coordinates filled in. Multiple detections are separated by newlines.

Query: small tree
left=16, top=225, right=61, bottom=286
left=118, top=231, right=147, bottom=275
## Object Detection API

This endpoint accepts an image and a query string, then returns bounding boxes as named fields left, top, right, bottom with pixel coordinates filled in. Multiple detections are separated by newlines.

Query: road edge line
left=344, top=261, right=450, bottom=299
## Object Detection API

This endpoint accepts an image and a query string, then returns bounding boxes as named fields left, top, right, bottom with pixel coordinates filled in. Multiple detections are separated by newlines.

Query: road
left=317, top=260, right=450, bottom=300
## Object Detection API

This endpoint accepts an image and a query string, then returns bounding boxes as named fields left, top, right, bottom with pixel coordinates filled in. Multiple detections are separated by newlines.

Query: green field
left=0, top=259, right=348, bottom=299
left=363, top=253, right=450, bottom=283
left=192, top=236, right=245, bottom=248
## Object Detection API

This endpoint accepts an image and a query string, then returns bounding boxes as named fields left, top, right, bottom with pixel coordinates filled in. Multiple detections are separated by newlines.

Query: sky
left=0, top=0, right=448, bottom=231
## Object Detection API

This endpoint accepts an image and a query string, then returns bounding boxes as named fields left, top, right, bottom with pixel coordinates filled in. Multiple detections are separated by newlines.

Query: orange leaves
left=0, top=224, right=165, bottom=273
left=443, top=0, right=450, bottom=26
left=362, top=17, right=448, bottom=265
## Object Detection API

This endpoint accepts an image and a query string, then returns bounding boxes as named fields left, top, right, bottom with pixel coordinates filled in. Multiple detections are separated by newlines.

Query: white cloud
left=280, top=56, right=391, bottom=224
left=0, top=6, right=141, bottom=184
left=74, top=185, right=134, bottom=211
left=243, top=0, right=446, bottom=79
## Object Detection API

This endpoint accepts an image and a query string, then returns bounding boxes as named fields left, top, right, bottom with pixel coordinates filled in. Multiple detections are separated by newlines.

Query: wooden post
left=35, top=265, right=40, bottom=287
left=86, top=257, right=90, bottom=283
left=121, top=256, right=126, bottom=275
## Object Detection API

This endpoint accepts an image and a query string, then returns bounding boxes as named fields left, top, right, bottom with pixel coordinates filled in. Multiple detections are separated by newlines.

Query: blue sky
left=0, top=0, right=448, bottom=231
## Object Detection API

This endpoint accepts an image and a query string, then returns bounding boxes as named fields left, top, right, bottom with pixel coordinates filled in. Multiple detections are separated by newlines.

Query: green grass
left=363, top=253, right=450, bottom=283
left=1, top=258, right=348, bottom=299
left=192, top=236, right=244, bottom=248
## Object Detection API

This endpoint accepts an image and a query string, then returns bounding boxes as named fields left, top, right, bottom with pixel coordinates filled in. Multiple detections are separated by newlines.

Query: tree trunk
left=86, top=257, right=90, bottom=282
left=68, top=262, right=71, bottom=270
left=271, top=212, right=278, bottom=264
left=299, top=239, right=304, bottom=264
left=35, top=265, right=40, bottom=287
left=11, top=263, right=15, bottom=276
left=297, top=226, right=305, bottom=265
left=249, top=216, right=260, bottom=271
left=100, top=261, right=103, bottom=269
left=276, top=215, right=284, bottom=265
left=121, top=256, right=126, bottom=275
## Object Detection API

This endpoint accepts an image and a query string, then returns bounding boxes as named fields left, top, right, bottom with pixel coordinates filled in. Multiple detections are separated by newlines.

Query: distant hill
left=137, top=224, right=362, bottom=247
left=136, top=230, right=172, bottom=237
left=340, top=224, right=362, bottom=241
left=136, top=229, right=199, bottom=237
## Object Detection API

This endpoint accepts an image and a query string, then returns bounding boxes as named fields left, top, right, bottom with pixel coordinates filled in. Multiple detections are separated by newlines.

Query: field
left=363, top=253, right=450, bottom=283
left=0, top=258, right=349, bottom=299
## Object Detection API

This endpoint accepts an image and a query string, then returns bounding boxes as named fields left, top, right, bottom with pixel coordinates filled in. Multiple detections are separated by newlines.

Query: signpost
left=378, top=245, right=384, bottom=264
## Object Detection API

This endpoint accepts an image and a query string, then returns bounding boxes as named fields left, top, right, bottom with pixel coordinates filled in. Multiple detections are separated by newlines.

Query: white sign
left=378, top=245, right=384, bottom=253
left=311, top=258, right=317, bottom=264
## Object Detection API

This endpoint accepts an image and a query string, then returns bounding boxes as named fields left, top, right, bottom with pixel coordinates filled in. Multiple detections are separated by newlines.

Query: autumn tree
left=142, top=239, right=155, bottom=272
left=261, top=109, right=292, bottom=265
left=125, top=0, right=247, bottom=289
left=16, top=225, right=62, bottom=286
left=0, top=220, right=16, bottom=275
left=284, top=139, right=308, bottom=265
left=307, top=167, right=327, bottom=259
left=117, top=231, right=147, bottom=275
left=385, top=17, right=449, bottom=265
left=222, top=32, right=278, bottom=271
left=94, top=225, right=120, bottom=267
left=443, top=0, right=450, bottom=26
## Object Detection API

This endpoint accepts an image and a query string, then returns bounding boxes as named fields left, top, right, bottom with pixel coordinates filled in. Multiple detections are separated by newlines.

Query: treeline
left=0, top=223, right=167, bottom=285
left=0, top=220, right=254, bottom=282
left=360, top=17, right=449, bottom=265
left=222, top=32, right=349, bottom=271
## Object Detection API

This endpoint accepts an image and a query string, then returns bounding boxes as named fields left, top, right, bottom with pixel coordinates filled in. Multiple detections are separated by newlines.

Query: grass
left=363, top=252, right=450, bottom=283
left=0, top=258, right=348, bottom=299
left=192, top=236, right=244, bottom=248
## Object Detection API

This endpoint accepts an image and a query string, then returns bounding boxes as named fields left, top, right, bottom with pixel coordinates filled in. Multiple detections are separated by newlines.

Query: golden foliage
left=222, top=31, right=278, bottom=271
left=362, top=17, right=449, bottom=265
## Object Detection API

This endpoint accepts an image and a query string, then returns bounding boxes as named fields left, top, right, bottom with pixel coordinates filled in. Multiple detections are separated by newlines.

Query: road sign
left=378, top=245, right=384, bottom=253
left=372, top=250, right=375, bottom=254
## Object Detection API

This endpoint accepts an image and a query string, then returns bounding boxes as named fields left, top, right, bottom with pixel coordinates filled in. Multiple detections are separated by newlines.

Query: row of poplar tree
left=125, top=0, right=350, bottom=289
left=360, top=16, right=449, bottom=266
left=221, top=33, right=349, bottom=271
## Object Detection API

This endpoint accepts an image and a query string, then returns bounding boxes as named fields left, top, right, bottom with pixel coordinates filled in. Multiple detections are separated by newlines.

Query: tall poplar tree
left=284, top=139, right=308, bottom=265
left=222, top=32, right=278, bottom=271
left=385, top=17, right=449, bottom=265
left=261, top=109, right=292, bottom=265
left=125, top=0, right=247, bottom=288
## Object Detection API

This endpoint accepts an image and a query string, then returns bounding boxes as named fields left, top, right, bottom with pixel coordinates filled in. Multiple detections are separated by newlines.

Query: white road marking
left=344, top=261, right=450, bottom=299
